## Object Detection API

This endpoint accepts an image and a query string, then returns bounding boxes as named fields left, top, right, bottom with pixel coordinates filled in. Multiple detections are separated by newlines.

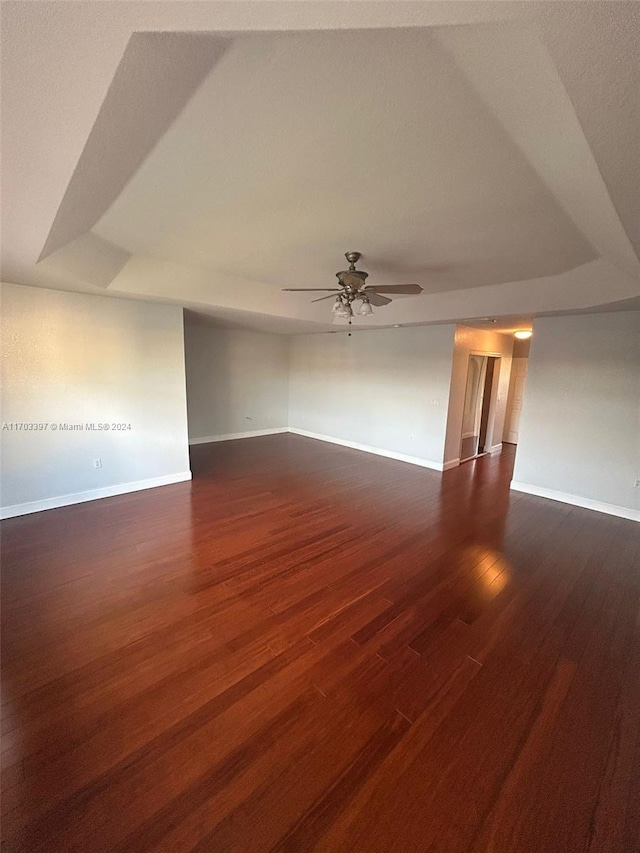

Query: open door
left=460, top=355, right=487, bottom=461
left=504, top=360, right=528, bottom=444
left=460, top=355, right=500, bottom=462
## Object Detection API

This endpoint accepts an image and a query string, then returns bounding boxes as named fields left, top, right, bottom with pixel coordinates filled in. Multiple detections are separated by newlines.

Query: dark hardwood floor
left=1, top=434, right=639, bottom=852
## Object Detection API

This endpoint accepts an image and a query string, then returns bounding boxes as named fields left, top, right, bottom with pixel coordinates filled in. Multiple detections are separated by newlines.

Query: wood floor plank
left=2, top=435, right=639, bottom=852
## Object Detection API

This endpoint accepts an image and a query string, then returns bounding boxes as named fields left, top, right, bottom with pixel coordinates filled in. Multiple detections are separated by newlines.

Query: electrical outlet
left=635, top=478, right=640, bottom=488
left=93, top=458, right=102, bottom=469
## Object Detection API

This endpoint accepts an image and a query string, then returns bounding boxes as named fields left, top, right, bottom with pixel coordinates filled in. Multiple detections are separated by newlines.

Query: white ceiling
left=2, top=1, right=639, bottom=334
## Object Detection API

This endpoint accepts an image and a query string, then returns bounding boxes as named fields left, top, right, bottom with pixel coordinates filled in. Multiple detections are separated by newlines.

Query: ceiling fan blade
left=365, top=284, right=423, bottom=294
left=311, top=294, right=339, bottom=303
left=282, top=288, right=341, bottom=292
left=367, top=292, right=393, bottom=307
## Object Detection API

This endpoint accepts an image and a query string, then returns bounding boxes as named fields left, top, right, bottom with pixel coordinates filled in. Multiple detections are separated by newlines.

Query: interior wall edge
left=189, top=428, right=288, bottom=445
left=510, top=480, right=640, bottom=523
left=288, top=427, right=445, bottom=471
left=0, top=470, right=192, bottom=520
left=443, top=458, right=461, bottom=471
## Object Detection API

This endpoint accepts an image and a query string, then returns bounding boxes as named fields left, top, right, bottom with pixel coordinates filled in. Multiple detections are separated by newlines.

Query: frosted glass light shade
left=514, top=330, right=533, bottom=339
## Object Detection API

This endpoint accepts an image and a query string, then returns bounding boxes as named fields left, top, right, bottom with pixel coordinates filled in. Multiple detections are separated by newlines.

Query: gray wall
left=1, top=283, right=191, bottom=515
left=288, top=325, right=456, bottom=467
left=184, top=323, right=289, bottom=441
left=5, top=287, right=636, bottom=520
left=513, top=311, right=640, bottom=513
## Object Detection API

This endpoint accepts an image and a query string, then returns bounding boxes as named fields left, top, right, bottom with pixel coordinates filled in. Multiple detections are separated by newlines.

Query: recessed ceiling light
left=514, top=329, right=533, bottom=339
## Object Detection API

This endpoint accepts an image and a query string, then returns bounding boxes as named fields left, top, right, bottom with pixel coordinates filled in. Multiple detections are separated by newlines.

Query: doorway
left=460, top=354, right=500, bottom=462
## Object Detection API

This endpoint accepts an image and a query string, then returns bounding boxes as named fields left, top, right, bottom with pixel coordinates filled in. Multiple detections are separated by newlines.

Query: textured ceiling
left=1, top=1, right=639, bottom=333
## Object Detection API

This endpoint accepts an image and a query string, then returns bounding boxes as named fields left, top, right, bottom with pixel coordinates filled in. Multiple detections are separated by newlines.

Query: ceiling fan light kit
left=283, top=252, right=424, bottom=333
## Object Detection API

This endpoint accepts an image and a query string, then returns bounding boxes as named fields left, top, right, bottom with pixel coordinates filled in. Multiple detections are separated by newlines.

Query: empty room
left=1, top=2, right=639, bottom=851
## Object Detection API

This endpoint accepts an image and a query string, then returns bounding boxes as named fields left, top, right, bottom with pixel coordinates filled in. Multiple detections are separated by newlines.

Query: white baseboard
left=288, top=427, right=444, bottom=471
left=510, top=481, right=639, bottom=522
left=443, top=458, right=460, bottom=471
left=489, top=443, right=503, bottom=454
left=189, top=428, right=288, bottom=446
left=0, top=471, right=192, bottom=519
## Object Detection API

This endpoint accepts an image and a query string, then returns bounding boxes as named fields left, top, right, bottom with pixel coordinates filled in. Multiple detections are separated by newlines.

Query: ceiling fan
left=282, top=252, right=423, bottom=326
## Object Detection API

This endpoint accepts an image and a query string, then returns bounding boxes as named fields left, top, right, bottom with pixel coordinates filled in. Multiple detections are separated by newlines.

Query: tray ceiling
left=2, top=1, right=638, bottom=332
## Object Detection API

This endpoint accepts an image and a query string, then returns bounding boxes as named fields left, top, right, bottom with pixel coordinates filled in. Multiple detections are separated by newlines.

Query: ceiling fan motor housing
left=336, top=269, right=368, bottom=286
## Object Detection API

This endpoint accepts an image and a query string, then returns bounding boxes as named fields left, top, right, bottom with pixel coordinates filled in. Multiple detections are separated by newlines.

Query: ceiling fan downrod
left=345, top=251, right=362, bottom=271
